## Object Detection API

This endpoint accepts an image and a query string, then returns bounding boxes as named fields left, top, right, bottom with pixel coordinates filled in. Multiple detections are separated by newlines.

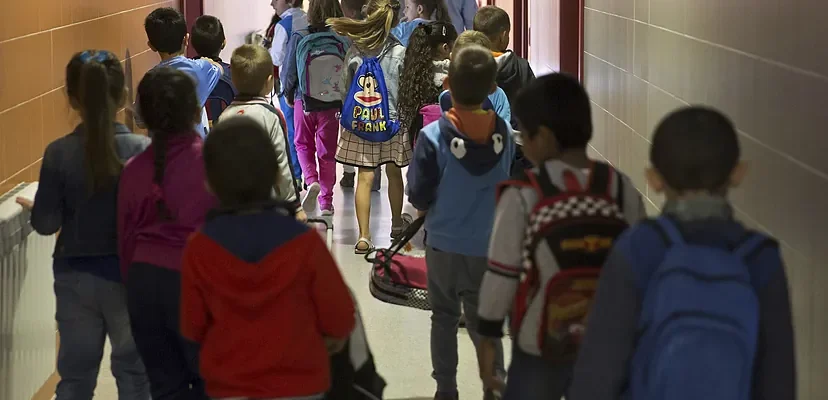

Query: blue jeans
left=426, top=247, right=505, bottom=395
left=502, top=347, right=572, bottom=400
left=54, top=270, right=149, bottom=400
left=279, top=95, right=303, bottom=180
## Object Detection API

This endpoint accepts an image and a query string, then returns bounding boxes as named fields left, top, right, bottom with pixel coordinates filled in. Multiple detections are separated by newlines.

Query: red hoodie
left=180, top=207, right=355, bottom=398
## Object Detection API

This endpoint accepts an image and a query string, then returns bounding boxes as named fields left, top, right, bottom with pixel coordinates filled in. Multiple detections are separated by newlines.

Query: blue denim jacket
left=31, top=123, right=150, bottom=260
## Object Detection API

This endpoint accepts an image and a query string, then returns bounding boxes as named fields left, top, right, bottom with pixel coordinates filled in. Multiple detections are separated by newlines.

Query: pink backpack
left=412, top=105, right=443, bottom=148
left=367, top=218, right=430, bottom=310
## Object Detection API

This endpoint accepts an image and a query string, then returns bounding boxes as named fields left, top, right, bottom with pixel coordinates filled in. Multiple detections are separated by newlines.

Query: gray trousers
left=426, top=247, right=505, bottom=394
left=54, top=270, right=148, bottom=400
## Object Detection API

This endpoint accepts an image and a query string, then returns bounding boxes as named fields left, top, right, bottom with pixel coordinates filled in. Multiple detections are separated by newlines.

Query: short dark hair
left=513, top=73, right=592, bottom=150
left=145, top=8, right=187, bottom=54
left=447, top=45, right=497, bottom=106
left=473, top=6, right=510, bottom=38
left=191, top=15, right=225, bottom=58
left=308, top=0, right=343, bottom=26
left=231, top=45, right=274, bottom=96
left=204, top=117, right=280, bottom=208
left=650, top=106, right=740, bottom=192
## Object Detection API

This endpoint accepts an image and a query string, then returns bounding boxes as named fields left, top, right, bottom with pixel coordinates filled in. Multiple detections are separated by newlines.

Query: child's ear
left=728, top=161, right=748, bottom=188
left=182, top=33, right=190, bottom=51
left=267, top=74, right=275, bottom=92
left=501, top=30, right=510, bottom=48
left=443, top=77, right=450, bottom=91
left=417, top=4, right=425, bottom=16
left=645, top=167, right=666, bottom=194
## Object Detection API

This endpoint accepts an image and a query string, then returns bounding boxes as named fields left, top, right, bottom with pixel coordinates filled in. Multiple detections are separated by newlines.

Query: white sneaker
left=321, top=206, right=335, bottom=217
left=302, top=182, right=321, bottom=212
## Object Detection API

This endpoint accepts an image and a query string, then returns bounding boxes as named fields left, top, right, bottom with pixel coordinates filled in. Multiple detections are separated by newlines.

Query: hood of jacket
left=438, top=114, right=510, bottom=176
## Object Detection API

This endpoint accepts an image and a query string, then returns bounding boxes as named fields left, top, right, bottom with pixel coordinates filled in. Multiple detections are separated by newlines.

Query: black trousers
left=127, top=262, right=207, bottom=400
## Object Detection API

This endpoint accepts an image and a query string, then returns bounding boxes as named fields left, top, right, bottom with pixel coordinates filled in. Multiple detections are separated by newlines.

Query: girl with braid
left=118, top=67, right=217, bottom=400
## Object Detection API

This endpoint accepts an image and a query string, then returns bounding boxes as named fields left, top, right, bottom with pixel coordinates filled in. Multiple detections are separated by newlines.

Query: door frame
left=181, top=0, right=204, bottom=58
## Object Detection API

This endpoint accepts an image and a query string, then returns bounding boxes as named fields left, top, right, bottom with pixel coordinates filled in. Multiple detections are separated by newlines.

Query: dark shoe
left=434, top=391, right=459, bottom=400
left=340, top=172, right=355, bottom=188
left=371, top=169, right=381, bottom=191
left=458, top=313, right=467, bottom=328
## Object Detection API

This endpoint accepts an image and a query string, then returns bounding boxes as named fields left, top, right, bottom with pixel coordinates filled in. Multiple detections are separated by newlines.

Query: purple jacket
left=117, top=132, right=218, bottom=278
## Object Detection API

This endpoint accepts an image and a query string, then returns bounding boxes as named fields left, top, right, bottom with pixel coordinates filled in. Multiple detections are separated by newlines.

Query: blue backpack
left=296, top=27, right=348, bottom=111
left=341, top=51, right=399, bottom=142
left=629, top=217, right=770, bottom=400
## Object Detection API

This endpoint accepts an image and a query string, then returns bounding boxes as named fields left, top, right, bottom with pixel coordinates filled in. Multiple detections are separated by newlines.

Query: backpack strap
left=649, top=217, right=685, bottom=245
left=587, top=162, right=612, bottom=196
left=732, top=233, right=775, bottom=261
left=533, top=164, right=562, bottom=198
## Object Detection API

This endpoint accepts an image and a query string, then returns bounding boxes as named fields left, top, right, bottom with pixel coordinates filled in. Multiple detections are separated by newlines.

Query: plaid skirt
left=335, top=128, right=413, bottom=168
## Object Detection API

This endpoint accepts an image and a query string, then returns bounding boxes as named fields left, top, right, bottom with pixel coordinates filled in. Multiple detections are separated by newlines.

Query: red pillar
left=559, top=0, right=584, bottom=80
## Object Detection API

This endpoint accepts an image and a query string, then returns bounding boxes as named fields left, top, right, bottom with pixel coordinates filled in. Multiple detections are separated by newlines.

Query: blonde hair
left=326, top=0, right=400, bottom=51
left=453, top=30, right=492, bottom=52
left=230, top=45, right=273, bottom=95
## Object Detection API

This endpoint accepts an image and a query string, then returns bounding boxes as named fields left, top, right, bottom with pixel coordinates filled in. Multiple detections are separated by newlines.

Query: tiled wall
left=0, top=0, right=179, bottom=195
left=583, top=0, right=827, bottom=398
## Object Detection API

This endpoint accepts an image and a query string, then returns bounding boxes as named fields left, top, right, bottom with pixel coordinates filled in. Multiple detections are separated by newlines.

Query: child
left=271, top=0, right=309, bottom=187
left=281, top=0, right=349, bottom=216
left=398, top=21, right=456, bottom=146
left=438, top=31, right=511, bottom=125
left=191, top=15, right=237, bottom=125
left=444, top=0, right=477, bottom=35
left=473, top=6, right=535, bottom=104
left=406, top=45, right=513, bottom=400
left=180, top=117, right=356, bottom=400
left=119, top=67, right=218, bottom=400
left=328, top=0, right=412, bottom=254
left=16, top=50, right=150, bottom=400
left=338, top=0, right=382, bottom=192
left=568, top=107, right=795, bottom=400
left=135, top=7, right=223, bottom=138
left=219, top=44, right=305, bottom=220
left=393, top=0, right=452, bottom=46
left=474, top=74, right=645, bottom=400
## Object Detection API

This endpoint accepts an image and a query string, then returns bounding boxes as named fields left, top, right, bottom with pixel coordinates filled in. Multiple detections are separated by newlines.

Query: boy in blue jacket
left=568, top=107, right=796, bottom=400
left=406, top=45, right=512, bottom=400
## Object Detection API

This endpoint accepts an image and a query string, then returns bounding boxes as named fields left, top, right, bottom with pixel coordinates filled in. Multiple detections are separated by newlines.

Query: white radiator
left=0, top=183, right=57, bottom=400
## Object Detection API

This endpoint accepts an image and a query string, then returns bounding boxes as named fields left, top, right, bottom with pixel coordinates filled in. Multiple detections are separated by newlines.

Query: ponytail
left=152, top=132, right=172, bottom=220
left=66, top=50, right=125, bottom=194
left=327, top=0, right=401, bottom=51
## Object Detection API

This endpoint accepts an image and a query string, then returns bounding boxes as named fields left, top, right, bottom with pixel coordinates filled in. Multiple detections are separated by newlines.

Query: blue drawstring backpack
left=341, top=50, right=400, bottom=142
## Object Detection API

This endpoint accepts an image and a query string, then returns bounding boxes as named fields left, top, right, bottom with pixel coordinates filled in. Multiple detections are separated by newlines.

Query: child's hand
left=295, top=209, right=308, bottom=222
left=416, top=209, right=427, bottom=219
left=15, top=197, right=33, bottom=210
left=477, top=338, right=505, bottom=393
left=324, top=337, right=347, bottom=354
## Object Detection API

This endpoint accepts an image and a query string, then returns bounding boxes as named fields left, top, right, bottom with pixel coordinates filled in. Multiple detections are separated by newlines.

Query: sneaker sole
left=302, top=184, right=321, bottom=212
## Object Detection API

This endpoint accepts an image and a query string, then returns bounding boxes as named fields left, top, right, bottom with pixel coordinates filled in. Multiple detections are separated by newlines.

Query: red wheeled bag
left=365, top=218, right=431, bottom=311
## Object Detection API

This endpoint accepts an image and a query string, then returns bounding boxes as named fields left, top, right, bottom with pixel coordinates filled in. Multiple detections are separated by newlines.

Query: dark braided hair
left=398, top=21, right=457, bottom=137
left=136, top=67, right=200, bottom=220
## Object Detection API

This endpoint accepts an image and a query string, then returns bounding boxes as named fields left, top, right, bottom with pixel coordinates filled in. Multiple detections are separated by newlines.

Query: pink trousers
left=293, top=99, right=339, bottom=209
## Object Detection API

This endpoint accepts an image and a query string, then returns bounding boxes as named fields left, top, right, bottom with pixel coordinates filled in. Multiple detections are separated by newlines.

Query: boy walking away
left=219, top=44, right=305, bottom=220
left=476, top=74, right=645, bottom=400
left=569, top=107, right=796, bottom=400
left=181, top=117, right=356, bottom=400
left=191, top=15, right=237, bottom=126
left=472, top=6, right=535, bottom=105
left=282, top=0, right=350, bottom=216
left=135, top=7, right=223, bottom=138
left=271, top=0, right=309, bottom=188
left=407, top=45, right=513, bottom=400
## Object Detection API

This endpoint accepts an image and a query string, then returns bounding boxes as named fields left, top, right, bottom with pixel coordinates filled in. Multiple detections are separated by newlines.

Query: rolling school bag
left=365, top=217, right=430, bottom=311
left=340, top=46, right=400, bottom=142
left=506, top=162, right=628, bottom=362
left=295, top=27, right=348, bottom=111
left=627, top=217, right=771, bottom=400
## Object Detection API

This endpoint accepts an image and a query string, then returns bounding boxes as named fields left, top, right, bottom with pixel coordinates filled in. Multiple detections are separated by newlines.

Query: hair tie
left=423, top=23, right=433, bottom=35
left=79, top=50, right=110, bottom=64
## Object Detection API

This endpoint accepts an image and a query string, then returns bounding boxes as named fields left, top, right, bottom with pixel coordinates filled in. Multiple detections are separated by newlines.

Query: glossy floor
left=90, top=166, right=511, bottom=400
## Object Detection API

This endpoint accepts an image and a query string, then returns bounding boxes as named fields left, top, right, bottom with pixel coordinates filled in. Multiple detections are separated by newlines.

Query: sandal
left=391, top=213, right=414, bottom=239
left=354, top=237, right=375, bottom=255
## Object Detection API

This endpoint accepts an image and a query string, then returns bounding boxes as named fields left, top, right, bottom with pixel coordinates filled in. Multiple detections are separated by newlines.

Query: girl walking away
left=118, top=67, right=217, bottom=400
left=394, top=0, right=453, bottom=46
left=16, top=50, right=150, bottom=400
left=398, top=21, right=456, bottom=147
left=282, top=0, right=349, bottom=215
left=327, top=0, right=412, bottom=254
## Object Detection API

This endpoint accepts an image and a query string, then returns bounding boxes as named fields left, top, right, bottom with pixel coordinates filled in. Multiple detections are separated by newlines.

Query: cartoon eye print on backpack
left=353, top=72, right=383, bottom=107
left=492, top=133, right=504, bottom=155
left=450, top=137, right=467, bottom=159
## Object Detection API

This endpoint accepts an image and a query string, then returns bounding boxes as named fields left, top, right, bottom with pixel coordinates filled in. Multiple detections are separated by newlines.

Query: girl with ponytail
left=326, top=0, right=413, bottom=254
left=393, top=0, right=452, bottom=46
left=15, top=50, right=150, bottom=399
left=117, top=67, right=217, bottom=399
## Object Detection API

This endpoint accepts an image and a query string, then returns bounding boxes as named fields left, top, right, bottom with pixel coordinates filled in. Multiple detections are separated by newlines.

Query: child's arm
left=307, top=232, right=356, bottom=339
left=270, top=118, right=301, bottom=209
left=27, top=143, right=64, bottom=235
left=180, top=240, right=210, bottom=343
left=568, top=242, right=641, bottom=400
left=193, top=58, right=223, bottom=107
left=405, top=131, right=441, bottom=212
left=753, top=250, right=796, bottom=400
left=280, top=32, right=301, bottom=103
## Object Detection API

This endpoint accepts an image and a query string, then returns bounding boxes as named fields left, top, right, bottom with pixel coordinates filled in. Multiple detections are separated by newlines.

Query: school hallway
left=77, top=164, right=511, bottom=400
